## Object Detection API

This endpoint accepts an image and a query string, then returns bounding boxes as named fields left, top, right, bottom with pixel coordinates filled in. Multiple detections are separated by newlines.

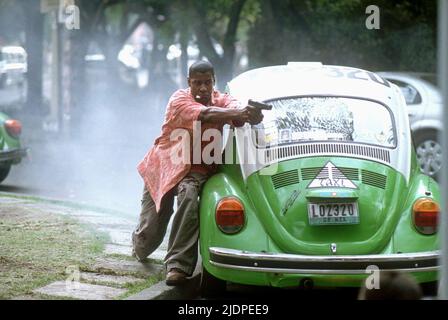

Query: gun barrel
left=248, top=99, right=273, bottom=110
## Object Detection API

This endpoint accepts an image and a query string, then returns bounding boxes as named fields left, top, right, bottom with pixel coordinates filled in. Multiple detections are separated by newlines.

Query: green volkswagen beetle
left=199, top=62, right=440, bottom=296
left=0, top=112, right=26, bottom=183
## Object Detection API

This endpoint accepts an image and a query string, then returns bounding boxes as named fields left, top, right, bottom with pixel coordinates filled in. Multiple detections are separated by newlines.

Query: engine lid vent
left=264, top=142, right=391, bottom=164
left=361, top=170, right=387, bottom=189
left=271, top=170, right=300, bottom=189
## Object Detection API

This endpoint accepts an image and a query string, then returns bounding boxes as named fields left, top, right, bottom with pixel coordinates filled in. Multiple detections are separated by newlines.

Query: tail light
left=4, top=119, right=22, bottom=138
left=216, top=197, right=245, bottom=234
left=412, top=198, right=439, bottom=235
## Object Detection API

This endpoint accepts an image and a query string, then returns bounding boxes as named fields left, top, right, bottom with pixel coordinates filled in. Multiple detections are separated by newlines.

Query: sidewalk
left=0, top=192, right=194, bottom=300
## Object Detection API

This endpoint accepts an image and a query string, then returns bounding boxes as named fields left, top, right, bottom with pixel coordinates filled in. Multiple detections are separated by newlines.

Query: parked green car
left=199, top=63, right=440, bottom=296
left=0, top=112, right=26, bottom=183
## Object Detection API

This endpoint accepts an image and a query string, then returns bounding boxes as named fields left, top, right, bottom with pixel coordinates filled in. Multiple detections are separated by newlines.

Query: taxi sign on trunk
left=307, top=162, right=357, bottom=189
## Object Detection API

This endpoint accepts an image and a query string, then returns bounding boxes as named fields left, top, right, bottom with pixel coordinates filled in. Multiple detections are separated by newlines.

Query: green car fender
left=199, top=171, right=270, bottom=284
left=392, top=171, right=439, bottom=253
left=0, top=112, right=24, bottom=165
left=392, top=146, right=439, bottom=255
left=389, top=168, right=439, bottom=284
left=0, top=112, right=22, bottom=146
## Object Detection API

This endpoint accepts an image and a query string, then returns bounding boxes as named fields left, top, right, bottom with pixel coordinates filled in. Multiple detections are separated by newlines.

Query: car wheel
left=414, top=130, right=442, bottom=180
left=421, top=281, right=438, bottom=297
left=200, top=264, right=226, bottom=298
left=0, top=166, right=11, bottom=183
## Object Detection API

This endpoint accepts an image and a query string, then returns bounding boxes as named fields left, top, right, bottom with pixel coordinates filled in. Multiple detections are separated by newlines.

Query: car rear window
left=253, top=97, right=396, bottom=148
left=386, top=79, right=422, bottom=105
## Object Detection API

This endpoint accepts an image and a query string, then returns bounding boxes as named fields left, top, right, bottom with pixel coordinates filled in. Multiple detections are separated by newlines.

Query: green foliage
left=0, top=0, right=25, bottom=44
left=247, top=0, right=437, bottom=72
left=1, top=0, right=437, bottom=99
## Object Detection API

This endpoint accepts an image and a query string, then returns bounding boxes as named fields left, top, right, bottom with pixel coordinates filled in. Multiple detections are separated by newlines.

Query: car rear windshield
left=253, top=97, right=396, bottom=148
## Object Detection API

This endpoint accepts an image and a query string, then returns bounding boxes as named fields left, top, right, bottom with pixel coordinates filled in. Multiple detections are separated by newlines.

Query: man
left=132, top=61, right=263, bottom=285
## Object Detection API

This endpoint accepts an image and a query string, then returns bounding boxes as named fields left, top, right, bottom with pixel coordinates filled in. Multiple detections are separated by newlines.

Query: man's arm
left=198, top=106, right=263, bottom=126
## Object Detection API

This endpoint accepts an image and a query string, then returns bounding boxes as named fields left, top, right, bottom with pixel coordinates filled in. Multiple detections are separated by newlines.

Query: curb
left=126, top=272, right=201, bottom=300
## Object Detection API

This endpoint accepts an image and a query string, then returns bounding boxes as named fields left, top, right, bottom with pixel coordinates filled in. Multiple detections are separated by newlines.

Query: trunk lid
left=246, top=156, right=406, bottom=255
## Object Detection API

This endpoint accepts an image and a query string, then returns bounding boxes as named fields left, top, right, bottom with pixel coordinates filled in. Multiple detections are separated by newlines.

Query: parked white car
left=0, top=46, right=27, bottom=109
left=0, top=46, right=27, bottom=87
left=377, top=72, right=442, bottom=179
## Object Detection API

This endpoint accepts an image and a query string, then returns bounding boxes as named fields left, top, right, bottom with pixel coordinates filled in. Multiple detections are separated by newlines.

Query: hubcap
left=416, top=139, right=442, bottom=177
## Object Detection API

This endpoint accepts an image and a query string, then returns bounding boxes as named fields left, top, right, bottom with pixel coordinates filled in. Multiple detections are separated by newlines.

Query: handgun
left=248, top=99, right=273, bottom=110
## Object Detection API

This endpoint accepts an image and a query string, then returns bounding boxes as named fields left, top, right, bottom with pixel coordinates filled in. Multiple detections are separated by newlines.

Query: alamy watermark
left=65, top=265, right=81, bottom=290
left=59, top=0, right=80, bottom=30
left=365, top=265, right=381, bottom=289
left=64, top=4, right=80, bottom=30
left=168, top=121, right=279, bottom=175
left=365, top=5, right=380, bottom=30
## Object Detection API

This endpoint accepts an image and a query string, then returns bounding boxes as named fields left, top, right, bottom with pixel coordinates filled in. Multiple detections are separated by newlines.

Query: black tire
left=421, top=281, right=438, bottom=297
left=413, top=129, right=442, bottom=180
left=200, top=264, right=227, bottom=298
left=0, top=166, right=11, bottom=183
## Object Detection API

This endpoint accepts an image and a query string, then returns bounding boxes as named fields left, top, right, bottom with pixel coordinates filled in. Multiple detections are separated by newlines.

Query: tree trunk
left=179, top=29, right=189, bottom=81
left=220, top=0, right=246, bottom=88
left=148, top=32, right=178, bottom=112
left=21, top=0, right=44, bottom=115
left=191, top=0, right=246, bottom=90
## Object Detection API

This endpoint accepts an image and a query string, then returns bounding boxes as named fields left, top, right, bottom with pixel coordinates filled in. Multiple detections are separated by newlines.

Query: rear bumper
left=0, top=148, right=27, bottom=162
left=209, top=247, right=439, bottom=275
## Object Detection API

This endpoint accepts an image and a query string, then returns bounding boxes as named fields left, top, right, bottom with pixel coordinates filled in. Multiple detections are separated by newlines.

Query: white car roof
left=227, top=63, right=412, bottom=182
left=1, top=46, right=26, bottom=55
left=228, top=62, right=398, bottom=111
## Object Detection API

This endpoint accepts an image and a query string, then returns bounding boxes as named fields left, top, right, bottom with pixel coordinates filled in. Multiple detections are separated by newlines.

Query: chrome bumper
left=209, top=247, right=440, bottom=274
left=0, top=148, right=27, bottom=162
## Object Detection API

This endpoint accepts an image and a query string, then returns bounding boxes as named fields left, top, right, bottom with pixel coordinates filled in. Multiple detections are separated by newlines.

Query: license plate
left=307, top=202, right=359, bottom=225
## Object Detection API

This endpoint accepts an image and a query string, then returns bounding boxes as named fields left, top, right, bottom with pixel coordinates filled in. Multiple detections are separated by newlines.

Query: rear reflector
left=216, top=197, right=245, bottom=234
left=4, top=119, right=22, bottom=138
left=412, top=198, right=439, bottom=235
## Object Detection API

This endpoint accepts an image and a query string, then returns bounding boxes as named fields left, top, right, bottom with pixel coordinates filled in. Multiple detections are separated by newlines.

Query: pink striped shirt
left=137, top=88, right=239, bottom=212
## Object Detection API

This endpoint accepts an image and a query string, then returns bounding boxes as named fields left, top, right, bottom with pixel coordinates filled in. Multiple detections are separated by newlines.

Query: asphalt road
left=1, top=88, right=164, bottom=219
left=2, top=128, right=147, bottom=217
left=200, top=283, right=360, bottom=300
left=1, top=82, right=173, bottom=267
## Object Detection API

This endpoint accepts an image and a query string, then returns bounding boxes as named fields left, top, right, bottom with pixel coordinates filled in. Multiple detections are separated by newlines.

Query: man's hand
left=240, top=105, right=264, bottom=125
